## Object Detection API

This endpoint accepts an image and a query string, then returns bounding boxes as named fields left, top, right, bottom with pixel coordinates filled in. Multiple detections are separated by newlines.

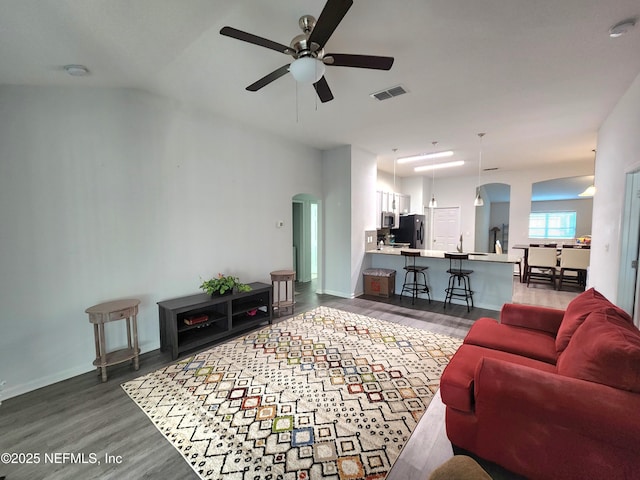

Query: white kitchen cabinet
left=376, top=190, right=411, bottom=229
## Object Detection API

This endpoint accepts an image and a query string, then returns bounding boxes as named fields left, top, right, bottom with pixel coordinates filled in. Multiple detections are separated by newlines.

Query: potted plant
left=200, top=273, right=252, bottom=296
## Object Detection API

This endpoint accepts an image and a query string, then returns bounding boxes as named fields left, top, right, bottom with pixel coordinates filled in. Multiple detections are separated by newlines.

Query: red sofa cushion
left=555, top=288, right=632, bottom=353
left=464, top=317, right=557, bottom=364
left=440, top=344, right=556, bottom=413
left=557, top=308, right=640, bottom=393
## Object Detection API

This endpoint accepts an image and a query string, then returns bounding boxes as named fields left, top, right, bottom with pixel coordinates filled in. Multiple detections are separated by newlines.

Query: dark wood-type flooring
left=0, top=278, right=577, bottom=480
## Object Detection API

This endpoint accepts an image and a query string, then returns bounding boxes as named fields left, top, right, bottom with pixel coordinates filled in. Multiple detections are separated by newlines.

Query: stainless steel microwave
left=381, top=212, right=395, bottom=228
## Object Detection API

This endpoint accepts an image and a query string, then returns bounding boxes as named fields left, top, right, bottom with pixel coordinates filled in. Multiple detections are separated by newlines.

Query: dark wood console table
left=158, top=282, right=272, bottom=359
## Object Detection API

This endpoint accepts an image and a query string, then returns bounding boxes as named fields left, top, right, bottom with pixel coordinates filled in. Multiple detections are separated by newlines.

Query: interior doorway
left=292, top=194, right=320, bottom=283
left=474, top=183, right=511, bottom=253
left=617, top=170, right=640, bottom=326
left=432, top=207, right=460, bottom=251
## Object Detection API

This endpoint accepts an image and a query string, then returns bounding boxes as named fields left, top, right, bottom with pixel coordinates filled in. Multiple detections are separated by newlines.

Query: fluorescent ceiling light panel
left=414, top=160, right=464, bottom=172
left=397, top=150, right=454, bottom=164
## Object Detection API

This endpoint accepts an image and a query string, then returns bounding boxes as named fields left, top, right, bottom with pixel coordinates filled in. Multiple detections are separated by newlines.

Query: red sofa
left=440, top=288, right=640, bottom=480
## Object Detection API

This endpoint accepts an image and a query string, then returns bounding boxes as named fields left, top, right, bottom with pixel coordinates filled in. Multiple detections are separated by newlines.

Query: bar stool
left=270, top=269, right=295, bottom=317
left=444, top=253, right=474, bottom=312
left=400, top=250, right=431, bottom=304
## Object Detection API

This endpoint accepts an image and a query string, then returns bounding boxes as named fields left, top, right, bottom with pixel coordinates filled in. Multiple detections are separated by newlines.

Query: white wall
left=321, top=146, right=352, bottom=297
left=376, top=170, right=398, bottom=193
left=0, top=86, right=323, bottom=398
left=401, top=176, right=424, bottom=214
left=351, top=146, right=377, bottom=295
left=422, top=163, right=594, bottom=255
left=590, top=72, right=640, bottom=302
left=321, top=145, right=377, bottom=298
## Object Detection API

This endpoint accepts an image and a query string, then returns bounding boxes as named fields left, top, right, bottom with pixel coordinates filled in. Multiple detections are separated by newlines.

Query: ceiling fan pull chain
left=296, top=81, right=300, bottom=123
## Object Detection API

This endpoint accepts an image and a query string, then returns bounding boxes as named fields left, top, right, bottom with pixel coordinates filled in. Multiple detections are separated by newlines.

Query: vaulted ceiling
left=1, top=0, right=639, bottom=178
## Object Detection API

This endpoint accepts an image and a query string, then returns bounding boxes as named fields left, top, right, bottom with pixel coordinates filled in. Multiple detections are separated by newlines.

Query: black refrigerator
left=395, top=214, right=426, bottom=249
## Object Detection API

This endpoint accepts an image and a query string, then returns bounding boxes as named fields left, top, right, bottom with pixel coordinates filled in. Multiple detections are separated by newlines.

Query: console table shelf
left=158, top=282, right=272, bottom=359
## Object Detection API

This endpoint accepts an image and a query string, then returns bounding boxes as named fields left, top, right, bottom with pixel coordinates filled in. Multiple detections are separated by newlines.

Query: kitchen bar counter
left=366, top=248, right=518, bottom=310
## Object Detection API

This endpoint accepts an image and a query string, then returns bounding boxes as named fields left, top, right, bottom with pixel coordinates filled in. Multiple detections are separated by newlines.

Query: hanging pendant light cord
left=474, top=133, right=486, bottom=207
left=392, top=148, right=397, bottom=211
left=477, top=133, right=485, bottom=189
left=430, top=141, right=438, bottom=208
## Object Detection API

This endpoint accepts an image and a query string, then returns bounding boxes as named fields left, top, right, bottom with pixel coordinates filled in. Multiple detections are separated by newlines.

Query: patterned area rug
left=122, top=306, right=462, bottom=480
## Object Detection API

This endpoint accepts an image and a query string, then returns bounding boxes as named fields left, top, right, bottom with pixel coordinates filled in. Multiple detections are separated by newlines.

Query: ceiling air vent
left=370, top=85, right=407, bottom=101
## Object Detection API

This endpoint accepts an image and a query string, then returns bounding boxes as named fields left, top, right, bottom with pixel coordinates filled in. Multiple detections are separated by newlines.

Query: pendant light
left=474, top=133, right=485, bottom=207
left=579, top=149, right=597, bottom=197
left=428, top=141, right=438, bottom=208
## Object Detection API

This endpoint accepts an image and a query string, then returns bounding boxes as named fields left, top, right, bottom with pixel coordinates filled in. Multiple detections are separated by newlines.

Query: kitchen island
left=366, top=247, right=520, bottom=310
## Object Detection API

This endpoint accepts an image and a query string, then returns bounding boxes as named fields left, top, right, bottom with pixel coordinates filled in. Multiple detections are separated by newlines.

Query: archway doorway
left=292, top=194, right=320, bottom=284
left=474, top=183, right=511, bottom=252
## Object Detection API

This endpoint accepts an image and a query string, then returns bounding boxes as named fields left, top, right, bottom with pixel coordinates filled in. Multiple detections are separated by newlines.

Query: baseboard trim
left=2, top=364, right=92, bottom=401
left=322, top=289, right=355, bottom=299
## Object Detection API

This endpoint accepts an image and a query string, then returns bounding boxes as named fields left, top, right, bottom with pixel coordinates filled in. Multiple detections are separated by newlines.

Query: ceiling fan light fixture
left=289, top=57, right=325, bottom=84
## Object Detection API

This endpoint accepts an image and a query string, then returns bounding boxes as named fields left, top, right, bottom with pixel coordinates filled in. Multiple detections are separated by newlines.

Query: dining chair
left=558, top=247, right=590, bottom=290
left=526, top=246, right=558, bottom=288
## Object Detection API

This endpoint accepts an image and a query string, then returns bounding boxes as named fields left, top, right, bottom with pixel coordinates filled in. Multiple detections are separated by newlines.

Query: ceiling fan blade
left=313, top=76, right=334, bottom=103
left=324, top=54, right=394, bottom=70
left=308, top=0, right=353, bottom=49
left=246, top=64, right=291, bottom=91
left=220, top=26, right=292, bottom=54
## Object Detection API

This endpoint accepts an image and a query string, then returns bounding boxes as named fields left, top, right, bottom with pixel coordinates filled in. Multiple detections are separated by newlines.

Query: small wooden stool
left=270, top=270, right=295, bottom=317
left=86, top=299, right=140, bottom=382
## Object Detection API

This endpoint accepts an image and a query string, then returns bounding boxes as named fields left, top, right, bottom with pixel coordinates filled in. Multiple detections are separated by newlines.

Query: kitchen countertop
left=367, top=247, right=520, bottom=264
left=367, top=247, right=519, bottom=310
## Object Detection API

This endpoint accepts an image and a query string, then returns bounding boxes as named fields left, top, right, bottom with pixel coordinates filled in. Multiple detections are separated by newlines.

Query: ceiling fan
left=220, top=0, right=394, bottom=103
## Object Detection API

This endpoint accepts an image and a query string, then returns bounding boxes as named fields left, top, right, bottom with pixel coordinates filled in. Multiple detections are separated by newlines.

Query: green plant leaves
left=200, top=274, right=252, bottom=295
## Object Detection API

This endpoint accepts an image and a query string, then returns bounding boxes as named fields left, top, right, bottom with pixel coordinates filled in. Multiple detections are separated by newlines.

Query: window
left=529, top=211, right=576, bottom=239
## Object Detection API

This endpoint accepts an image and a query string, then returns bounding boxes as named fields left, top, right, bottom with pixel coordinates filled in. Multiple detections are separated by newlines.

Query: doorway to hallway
left=292, top=194, right=320, bottom=284
left=617, top=170, right=640, bottom=326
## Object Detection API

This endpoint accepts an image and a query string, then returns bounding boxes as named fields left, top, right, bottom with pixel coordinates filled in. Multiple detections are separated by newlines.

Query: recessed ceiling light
left=64, top=64, right=90, bottom=76
left=609, top=18, right=636, bottom=38
left=397, top=150, right=454, bottom=164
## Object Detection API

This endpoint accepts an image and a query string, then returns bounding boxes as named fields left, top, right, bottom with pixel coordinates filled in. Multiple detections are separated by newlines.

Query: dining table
left=512, top=243, right=590, bottom=283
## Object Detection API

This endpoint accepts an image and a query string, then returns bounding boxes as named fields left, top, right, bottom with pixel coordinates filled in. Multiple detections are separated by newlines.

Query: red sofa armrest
left=499, top=303, right=564, bottom=335
left=474, top=357, right=640, bottom=449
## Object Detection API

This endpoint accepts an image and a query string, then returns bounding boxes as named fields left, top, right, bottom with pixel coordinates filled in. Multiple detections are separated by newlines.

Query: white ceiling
left=1, top=0, right=639, bottom=178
